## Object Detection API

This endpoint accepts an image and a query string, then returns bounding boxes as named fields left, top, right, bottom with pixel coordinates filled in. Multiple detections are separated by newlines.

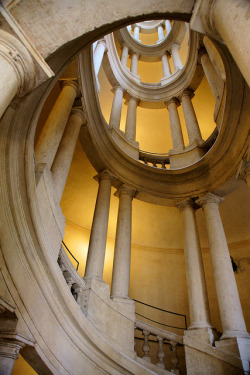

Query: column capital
left=171, top=43, right=180, bottom=51
left=196, top=193, right=224, bottom=207
left=0, top=30, right=36, bottom=97
left=94, top=169, right=115, bottom=183
left=198, top=48, right=208, bottom=64
left=112, top=84, right=124, bottom=93
left=165, top=97, right=180, bottom=108
left=96, top=39, right=108, bottom=52
left=61, top=79, right=80, bottom=96
left=114, top=184, right=136, bottom=198
left=126, top=95, right=140, bottom=105
left=71, top=107, right=86, bottom=124
left=179, top=89, right=195, bottom=101
left=176, top=198, right=197, bottom=212
left=132, top=25, right=141, bottom=31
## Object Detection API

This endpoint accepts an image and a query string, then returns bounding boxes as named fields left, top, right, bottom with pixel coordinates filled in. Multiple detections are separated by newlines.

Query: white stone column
left=109, top=85, right=124, bottom=129
left=93, top=39, right=107, bottom=76
left=130, top=52, right=139, bottom=75
left=196, top=193, right=249, bottom=339
left=199, top=50, right=222, bottom=101
left=120, top=44, right=129, bottom=66
left=165, top=20, right=172, bottom=35
left=0, top=339, right=25, bottom=375
left=161, top=53, right=171, bottom=78
left=165, top=98, right=184, bottom=152
left=177, top=200, right=212, bottom=332
left=0, top=30, right=35, bottom=119
left=51, top=108, right=86, bottom=202
left=203, top=36, right=226, bottom=81
left=203, top=0, right=250, bottom=86
left=84, top=170, right=114, bottom=281
left=111, top=185, right=136, bottom=299
left=125, top=96, right=138, bottom=141
left=133, top=26, right=141, bottom=41
left=180, top=90, right=203, bottom=145
left=171, top=44, right=183, bottom=71
left=35, top=80, right=80, bottom=169
left=157, top=25, right=165, bottom=42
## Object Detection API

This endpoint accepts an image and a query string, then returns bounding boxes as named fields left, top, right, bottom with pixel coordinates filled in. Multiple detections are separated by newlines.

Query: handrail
left=134, top=299, right=187, bottom=330
left=62, top=241, right=79, bottom=271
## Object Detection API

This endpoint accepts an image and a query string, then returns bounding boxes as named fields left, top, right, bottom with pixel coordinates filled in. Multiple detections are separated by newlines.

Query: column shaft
left=130, top=53, right=139, bottom=75
left=109, top=86, right=124, bottom=129
left=179, top=201, right=212, bottom=329
left=111, top=186, right=135, bottom=299
left=165, top=20, right=172, bottom=35
left=161, top=54, right=171, bottom=78
left=210, top=0, right=250, bottom=86
left=166, top=99, right=184, bottom=151
left=125, top=97, right=137, bottom=141
left=51, top=108, right=85, bottom=202
left=0, top=340, right=25, bottom=375
left=134, top=26, right=140, bottom=41
left=84, top=172, right=113, bottom=280
left=171, top=44, right=183, bottom=71
left=93, top=40, right=107, bottom=76
left=200, top=52, right=222, bottom=101
left=35, top=81, right=79, bottom=169
left=158, top=25, right=165, bottom=41
left=121, top=44, right=129, bottom=66
left=197, top=194, right=249, bottom=339
left=181, top=91, right=202, bottom=144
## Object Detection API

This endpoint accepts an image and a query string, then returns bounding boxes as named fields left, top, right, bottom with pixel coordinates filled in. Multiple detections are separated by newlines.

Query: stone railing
left=57, top=245, right=85, bottom=305
left=139, top=151, right=170, bottom=169
left=135, top=319, right=183, bottom=374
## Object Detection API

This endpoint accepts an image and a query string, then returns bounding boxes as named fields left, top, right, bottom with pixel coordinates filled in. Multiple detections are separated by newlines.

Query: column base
left=184, top=327, right=219, bottom=345
left=220, top=330, right=250, bottom=340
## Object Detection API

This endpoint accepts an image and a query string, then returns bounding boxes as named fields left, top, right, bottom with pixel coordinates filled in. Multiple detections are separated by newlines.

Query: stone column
left=0, top=30, right=35, bottom=119
left=165, top=98, right=184, bottom=152
left=125, top=96, right=138, bottom=141
left=93, top=39, right=107, bottom=76
left=121, top=44, right=129, bottom=66
left=196, top=193, right=249, bottom=339
left=111, top=185, right=136, bottom=299
left=35, top=80, right=80, bottom=169
left=161, top=53, right=171, bottom=78
left=133, top=26, right=141, bottom=41
left=177, top=200, right=212, bottom=332
left=199, top=50, right=222, bottom=101
left=0, top=338, right=25, bottom=375
left=202, top=0, right=250, bottom=86
left=51, top=108, right=86, bottom=202
left=130, top=52, right=139, bottom=75
left=171, top=44, right=183, bottom=71
left=165, top=20, right=172, bottom=35
left=157, top=25, right=165, bottom=42
left=109, top=85, right=124, bottom=129
left=180, top=90, right=203, bottom=145
left=84, top=171, right=114, bottom=281
left=203, top=36, right=226, bottom=81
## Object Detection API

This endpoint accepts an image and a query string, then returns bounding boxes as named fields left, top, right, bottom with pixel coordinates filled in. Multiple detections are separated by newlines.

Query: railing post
left=156, top=336, right=165, bottom=369
left=142, top=330, right=151, bottom=362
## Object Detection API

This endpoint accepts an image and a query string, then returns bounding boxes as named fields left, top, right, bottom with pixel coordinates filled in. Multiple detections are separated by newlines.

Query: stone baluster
left=142, top=330, right=151, bottom=362
left=170, top=341, right=180, bottom=375
left=125, top=96, right=138, bottom=141
left=130, top=52, right=139, bottom=76
left=196, top=193, right=249, bottom=340
left=165, top=98, right=184, bottom=152
left=93, top=39, right=107, bottom=77
left=201, top=0, right=250, bottom=86
left=170, top=44, right=183, bottom=71
left=177, top=199, right=213, bottom=341
left=84, top=170, right=114, bottom=281
left=133, top=26, right=141, bottom=41
left=180, top=90, right=203, bottom=146
left=157, top=24, right=165, bottom=42
left=0, top=30, right=36, bottom=119
left=199, top=50, right=223, bottom=101
left=161, top=53, right=171, bottom=78
left=0, top=338, right=26, bottom=375
left=35, top=80, right=80, bottom=169
left=165, top=20, right=172, bottom=35
left=111, top=185, right=136, bottom=299
left=120, top=44, right=129, bottom=66
left=51, top=108, right=86, bottom=202
left=156, top=336, right=165, bottom=369
left=109, top=85, right=124, bottom=129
